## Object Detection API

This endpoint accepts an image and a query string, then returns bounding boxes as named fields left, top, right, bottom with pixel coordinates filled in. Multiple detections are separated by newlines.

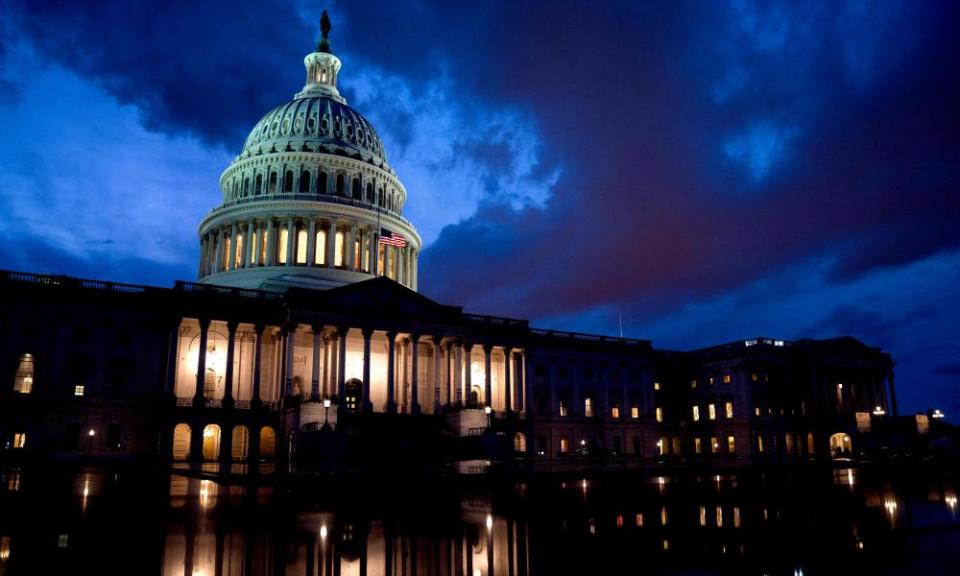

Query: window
left=635, top=513, right=643, bottom=527
left=699, top=506, right=707, bottom=526
left=723, top=374, right=732, bottom=384
left=295, top=228, right=308, bottom=264
left=107, top=424, right=122, bottom=450
left=725, top=401, right=734, bottom=419
left=334, top=230, right=344, bottom=267
left=254, top=174, right=262, bottom=195
left=283, top=170, right=294, bottom=192
left=653, top=381, right=661, bottom=391
left=13, top=433, right=26, bottom=449
left=657, top=437, right=667, bottom=456
left=708, top=377, right=715, bottom=386
left=727, top=435, right=736, bottom=454
left=74, top=385, right=85, bottom=397
left=655, top=407, right=663, bottom=422
left=710, top=437, right=719, bottom=454
left=692, top=405, right=700, bottom=422
left=560, top=437, right=570, bottom=453
left=716, top=506, right=723, bottom=527
left=754, top=407, right=761, bottom=417
left=733, top=507, right=741, bottom=528
left=611, top=405, right=620, bottom=419
left=694, top=437, right=702, bottom=454
left=318, top=171, right=328, bottom=194
left=14, top=353, right=35, bottom=393
left=630, top=406, right=639, bottom=419
left=708, top=404, right=716, bottom=420
left=690, top=379, right=698, bottom=389
left=584, top=397, right=594, bottom=418
left=559, top=399, right=568, bottom=417
left=336, top=173, right=345, bottom=195
left=299, top=170, right=311, bottom=193
left=315, top=229, right=327, bottom=264
left=277, top=228, right=288, bottom=264
left=752, top=372, right=758, bottom=382
left=351, top=178, right=360, bottom=198
left=268, top=171, right=278, bottom=193
left=757, top=435, right=764, bottom=453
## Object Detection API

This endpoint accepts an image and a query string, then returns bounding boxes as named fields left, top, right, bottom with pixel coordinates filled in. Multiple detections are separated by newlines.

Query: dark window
left=534, top=363, right=546, bottom=377
left=299, top=170, right=311, bottom=192
left=64, top=423, right=81, bottom=451
left=318, top=172, right=328, bottom=194
left=336, top=173, right=345, bottom=195
left=632, top=436, right=641, bottom=455
left=255, top=174, right=263, bottom=194
left=351, top=178, right=360, bottom=198
left=366, top=183, right=374, bottom=202
left=283, top=170, right=294, bottom=192
left=268, top=172, right=278, bottom=193
left=613, top=436, right=622, bottom=455
left=107, top=424, right=122, bottom=450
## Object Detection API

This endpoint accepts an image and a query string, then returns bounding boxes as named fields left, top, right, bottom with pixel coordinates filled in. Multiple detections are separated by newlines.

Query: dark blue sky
left=1, top=1, right=958, bottom=417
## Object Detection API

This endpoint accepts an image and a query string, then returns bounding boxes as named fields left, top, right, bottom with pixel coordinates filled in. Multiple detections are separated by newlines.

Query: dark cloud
left=933, top=359, right=960, bottom=376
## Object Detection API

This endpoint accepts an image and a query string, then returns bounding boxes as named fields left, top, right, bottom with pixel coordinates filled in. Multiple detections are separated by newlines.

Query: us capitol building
left=0, top=15, right=902, bottom=473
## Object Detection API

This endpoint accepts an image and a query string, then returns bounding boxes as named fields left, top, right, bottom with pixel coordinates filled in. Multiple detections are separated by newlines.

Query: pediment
left=286, top=276, right=462, bottom=324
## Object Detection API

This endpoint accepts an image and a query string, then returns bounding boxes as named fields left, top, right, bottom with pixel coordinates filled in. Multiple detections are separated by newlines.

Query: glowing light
left=884, top=498, right=898, bottom=524
left=323, top=399, right=331, bottom=408
left=485, top=514, right=493, bottom=530
left=945, top=494, right=957, bottom=512
left=473, top=570, right=482, bottom=576
left=87, top=429, right=95, bottom=437
left=872, top=406, right=886, bottom=416
left=932, top=409, right=945, bottom=419
left=320, top=525, right=328, bottom=539
left=203, top=427, right=214, bottom=438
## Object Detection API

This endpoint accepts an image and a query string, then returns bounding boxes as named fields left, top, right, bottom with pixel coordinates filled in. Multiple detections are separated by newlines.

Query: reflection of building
left=0, top=15, right=900, bottom=470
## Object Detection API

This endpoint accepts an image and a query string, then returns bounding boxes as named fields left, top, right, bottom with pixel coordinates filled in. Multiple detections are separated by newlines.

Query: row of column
left=199, top=218, right=418, bottom=289
left=167, top=320, right=527, bottom=415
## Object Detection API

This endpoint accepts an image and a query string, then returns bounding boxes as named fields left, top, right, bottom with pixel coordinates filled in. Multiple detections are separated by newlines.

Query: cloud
left=933, top=359, right=960, bottom=376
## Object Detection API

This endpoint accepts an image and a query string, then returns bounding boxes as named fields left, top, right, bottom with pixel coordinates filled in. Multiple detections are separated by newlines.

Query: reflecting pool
left=0, top=466, right=958, bottom=574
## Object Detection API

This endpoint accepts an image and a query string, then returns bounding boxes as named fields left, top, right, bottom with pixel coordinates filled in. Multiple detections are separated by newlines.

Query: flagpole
left=375, top=194, right=382, bottom=276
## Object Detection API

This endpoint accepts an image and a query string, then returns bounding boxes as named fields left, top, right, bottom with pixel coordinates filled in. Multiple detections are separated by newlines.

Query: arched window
left=278, top=226, right=289, bottom=264
left=231, top=426, right=249, bottom=460
left=234, top=233, right=244, bottom=268
left=259, top=427, right=277, bottom=459
left=299, top=170, right=311, bottom=193
left=172, top=424, right=191, bottom=461
left=514, top=432, right=527, bottom=453
left=378, top=189, right=384, bottom=208
left=202, top=424, right=221, bottom=461
left=351, top=178, right=360, bottom=198
left=388, top=195, right=393, bottom=211
left=268, top=172, right=278, bottom=193
left=336, top=173, right=345, bottom=195
left=334, top=229, right=345, bottom=267
left=13, top=353, right=34, bottom=394
left=295, top=226, right=308, bottom=265
left=318, top=172, right=328, bottom=194
left=283, top=170, right=294, bottom=193
left=366, top=182, right=374, bottom=203
left=254, top=174, right=263, bottom=195
left=242, top=178, right=249, bottom=196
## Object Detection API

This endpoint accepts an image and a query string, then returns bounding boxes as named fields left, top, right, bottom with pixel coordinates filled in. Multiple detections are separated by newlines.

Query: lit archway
left=514, top=432, right=527, bottom=453
left=829, top=433, right=852, bottom=457
left=202, top=424, right=221, bottom=460
left=231, top=426, right=249, bottom=460
left=259, top=426, right=277, bottom=459
left=344, top=378, right=362, bottom=413
left=172, top=424, right=191, bottom=461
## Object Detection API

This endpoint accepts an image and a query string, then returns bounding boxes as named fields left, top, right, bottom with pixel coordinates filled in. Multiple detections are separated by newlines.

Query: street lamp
left=322, top=398, right=332, bottom=431
left=484, top=405, right=492, bottom=430
left=87, top=428, right=96, bottom=455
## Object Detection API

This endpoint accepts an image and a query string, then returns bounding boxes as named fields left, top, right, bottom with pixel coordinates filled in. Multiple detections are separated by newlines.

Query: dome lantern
left=297, top=11, right=345, bottom=103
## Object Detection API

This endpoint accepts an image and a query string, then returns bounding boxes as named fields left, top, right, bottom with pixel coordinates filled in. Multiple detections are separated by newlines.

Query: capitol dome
left=197, top=12, right=420, bottom=292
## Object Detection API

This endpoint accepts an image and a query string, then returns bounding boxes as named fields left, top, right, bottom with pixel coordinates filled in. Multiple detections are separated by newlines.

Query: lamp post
left=87, top=428, right=96, bottom=455
left=484, top=405, right=492, bottom=431
left=322, top=398, right=332, bottom=431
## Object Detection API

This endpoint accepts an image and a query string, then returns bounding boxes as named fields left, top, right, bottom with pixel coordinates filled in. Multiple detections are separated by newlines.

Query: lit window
left=692, top=405, right=700, bottom=422
left=334, top=230, right=345, bottom=267
left=725, top=401, right=734, bottom=419
left=13, top=433, right=26, bottom=449
left=716, top=506, right=723, bottom=527
left=754, top=407, right=761, bottom=416
left=694, top=437, right=702, bottom=454
left=74, top=385, right=85, bottom=397
left=710, top=437, right=719, bottom=454
left=657, top=437, right=667, bottom=456
left=708, top=404, right=716, bottom=420
left=58, top=534, right=69, bottom=548
left=708, top=376, right=715, bottom=386
left=584, top=397, right=594, bottom=418
left=559, top=400, right=568, bottom=417
left=222, top=237, right=231, bottom=270
left=14, top=353, right=34, bottom=394
left=699, top=506, right=706, bottom=526
left=751, top=372, right=758, bottom=382
left=630, top=406, right=639, bottom=419
left=560, top=437, right=569, bottom=453
left=757, top=435, right=764, bottom=453
left=655, top=407, right=663, bottom=422
left=727, top=435, right=736, bottom=454
left=635, top=513, right=643, bottom=527
left=690, top=379, right=697, bottom=389
left=660, top=507, right=668, bottom=526
left=315, top=229, right=327, bottom=264
left=277, top=228, right=289, bottom=264
left=616, top=514, right=624, bottom=527
left=654, top=381, right=661, bottom=391
left=723, top=374, right=732, bottom=384
left=295, top=228, right=308, bottom=264
left=611, top=405, right=620, bottom=419
left=733, top=507, right=741, bottom=528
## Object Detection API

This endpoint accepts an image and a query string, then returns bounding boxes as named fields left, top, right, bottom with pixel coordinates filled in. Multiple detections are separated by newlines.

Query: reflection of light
left=320, top=525, right=328, bottom=539
left=794, top=569, right=804, bottom=576
left=0, top=535, right=10, bottom=560
left=932, top=409, right=945, bottom=419
left=884, top=498, right=898, bottom=524
left=872, top=406, right=886, bottom=416
left=485, top=514, right=493, bottom=531
left=945, top=494, right=957, bottom=512
left=847, top=469, right=855, bottom=487
left=81, top=474, right=91, bottom=513
left=199, top=480, right=216, bottom=509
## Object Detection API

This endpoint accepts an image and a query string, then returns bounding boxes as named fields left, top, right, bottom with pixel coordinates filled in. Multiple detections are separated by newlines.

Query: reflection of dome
left=196, top=12, right=420, bottom=292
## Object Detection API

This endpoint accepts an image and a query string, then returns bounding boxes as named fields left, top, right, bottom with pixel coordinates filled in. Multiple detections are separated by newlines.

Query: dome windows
left=255, top=174, right=263, bottom=195
left=299, top=170, right=311, bottom=193
left=318, top=171, right=328, bottom=194
left=268, top=172, right=278, bottom=194
left=335, top=173, right=345, bottom=195
left=283, top=170, right=294, bottom=193
left=308, top=117, right=316, bottom=131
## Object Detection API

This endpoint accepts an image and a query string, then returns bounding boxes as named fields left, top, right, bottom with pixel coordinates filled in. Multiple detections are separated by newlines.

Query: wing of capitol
left=0, top=13, right=922, bottom=475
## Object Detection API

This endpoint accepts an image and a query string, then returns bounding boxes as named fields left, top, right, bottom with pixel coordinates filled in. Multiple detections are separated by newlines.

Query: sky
left=1, top=0, right=958, bottom=418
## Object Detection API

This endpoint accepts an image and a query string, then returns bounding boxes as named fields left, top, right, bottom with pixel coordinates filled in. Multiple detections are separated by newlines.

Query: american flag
left=379, top=228, right=407, bottom=247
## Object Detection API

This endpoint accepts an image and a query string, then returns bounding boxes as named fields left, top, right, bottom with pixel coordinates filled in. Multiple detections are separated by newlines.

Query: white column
left=214, top=228, right=225, bottom=273
left=266, top=220, right=276, bottom=266
left=346, top=224, right=356, bottom=270
left=285, top=218, right=295, bottom=266
left=307, top=219, right=317, bottom=268
left=325, top=221, right=336, bottom=267
left=244, top=221, right=254, bottom=267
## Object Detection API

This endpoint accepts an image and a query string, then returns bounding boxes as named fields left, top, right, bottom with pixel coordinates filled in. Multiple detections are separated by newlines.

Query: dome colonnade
left=197, top=11, right=420, bottom=291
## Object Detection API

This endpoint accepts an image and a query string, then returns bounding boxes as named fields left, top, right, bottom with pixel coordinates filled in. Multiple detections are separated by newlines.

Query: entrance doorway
left=344, top=378, right=362, bottom=413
